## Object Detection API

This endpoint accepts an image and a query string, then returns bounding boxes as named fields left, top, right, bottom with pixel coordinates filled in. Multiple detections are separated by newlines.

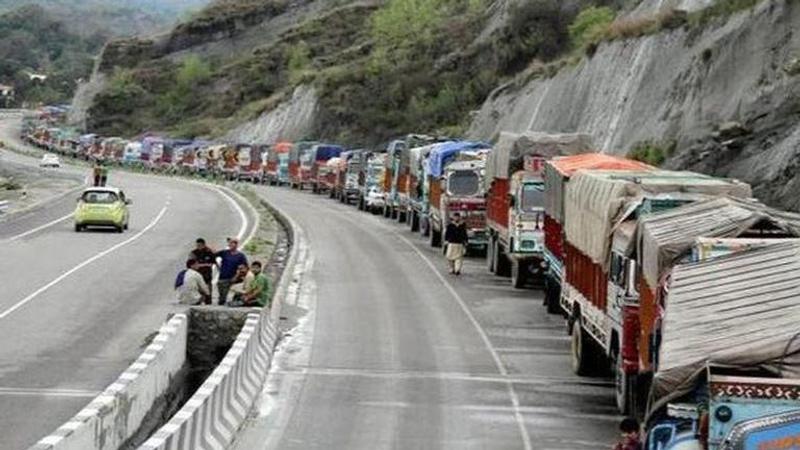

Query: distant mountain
left=0, top=0, right=211, bottom=37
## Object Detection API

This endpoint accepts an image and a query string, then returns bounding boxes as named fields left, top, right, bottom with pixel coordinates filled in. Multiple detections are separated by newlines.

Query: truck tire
left=544, top=275, right=562, bottom=315
left=494, top=240, right=511, bottom=277
left=487, top=237, right=496, bottom=273
left=511, top=259, right=528, bottom=289
left=410, top=211, right=420, bottom=232
left=430, top=227, right=442, bottom=248
left=571, top=318, right=593, bottom=376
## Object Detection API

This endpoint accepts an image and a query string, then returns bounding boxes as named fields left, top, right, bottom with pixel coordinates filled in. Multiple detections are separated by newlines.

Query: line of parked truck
left=22, top=116, right=800, bottom=449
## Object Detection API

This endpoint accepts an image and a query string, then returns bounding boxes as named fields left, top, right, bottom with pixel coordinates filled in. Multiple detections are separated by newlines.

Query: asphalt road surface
left=233, top=186, right=619, bottom=450
left=0, top=117, right=257, bottom=449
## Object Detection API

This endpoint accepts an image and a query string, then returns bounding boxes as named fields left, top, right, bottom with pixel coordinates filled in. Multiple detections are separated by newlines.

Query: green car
left=74, top=187, right=131, bottom=233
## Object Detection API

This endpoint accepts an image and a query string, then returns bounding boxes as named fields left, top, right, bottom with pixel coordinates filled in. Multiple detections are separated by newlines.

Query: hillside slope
left=468, top=0, right=800, bottom=211
left=73, top=0, right=618, bottom=144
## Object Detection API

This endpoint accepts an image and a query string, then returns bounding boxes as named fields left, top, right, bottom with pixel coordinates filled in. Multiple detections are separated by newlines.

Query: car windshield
left=447, top=170, right=479, bottom=196
left=82, top=191, right=118, bottom=204
left=520, top=183, right=545, bottom=211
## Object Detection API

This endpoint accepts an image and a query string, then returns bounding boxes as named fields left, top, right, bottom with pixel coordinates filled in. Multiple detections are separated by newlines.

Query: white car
left=40, top=153, right=61, bottom=168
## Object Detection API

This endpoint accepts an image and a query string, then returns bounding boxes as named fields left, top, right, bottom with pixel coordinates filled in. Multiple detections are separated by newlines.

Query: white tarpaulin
left=648, top=242, right=800, bottom=417
left=564, top=170, right=752, bottom=266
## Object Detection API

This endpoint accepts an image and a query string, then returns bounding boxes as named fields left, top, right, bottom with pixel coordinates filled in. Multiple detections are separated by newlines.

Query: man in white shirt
left=176, top=259, right=210, bottom=305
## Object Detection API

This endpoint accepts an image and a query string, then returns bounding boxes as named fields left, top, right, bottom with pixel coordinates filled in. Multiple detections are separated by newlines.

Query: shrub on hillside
left=568, top=6, right=615, bottom=51
left=494, top=0, right=570, bottom=74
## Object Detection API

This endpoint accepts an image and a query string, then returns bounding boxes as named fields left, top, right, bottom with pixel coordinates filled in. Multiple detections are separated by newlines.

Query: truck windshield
left=520, top=183, right=545, bottom=211
left=447, top=171, right=479, bottom=196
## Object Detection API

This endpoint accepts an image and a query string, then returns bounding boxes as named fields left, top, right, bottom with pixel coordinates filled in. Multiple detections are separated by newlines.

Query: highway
left=233, top=186, right=619, bottom=449
left=0, top=118, right=257, bottom=449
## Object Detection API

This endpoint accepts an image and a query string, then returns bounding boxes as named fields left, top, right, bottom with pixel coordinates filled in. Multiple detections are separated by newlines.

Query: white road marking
left=394, top=233, right=534, bottom=450
left=0, top=202, right=169, bottom=320
left=211, top=186, right=250, bottom=242
left=5, top=212, right=73, bottom=241
left=0, top=387, right=99, bottom=398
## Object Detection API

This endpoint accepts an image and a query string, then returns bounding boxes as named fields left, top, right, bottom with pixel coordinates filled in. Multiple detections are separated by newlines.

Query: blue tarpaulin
left=313, top=145, right=344, bottom=161
left=425, top=141, right=490, bottom=177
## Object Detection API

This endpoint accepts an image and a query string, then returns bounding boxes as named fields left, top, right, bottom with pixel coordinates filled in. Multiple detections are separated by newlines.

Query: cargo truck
left=384, top=135, right=441, bottom=221
left=358, top=151, right=387, bottom=214
left=289, top=141, right=319, bottom=189
left=424, top=141, right=491, bottom=251
left=309, top=144, right=344, bottom=194
left=407, top=144, right=437, bottom=233
left=265, top=141, right=292, bottom=185
left=485, top=132, right=594, bottom=288
left=619, top=197, right=799, bottom=416
left=542, top=154, right=652, bottom=313
left=644, top=242, right=800, bottom=450
left=332, top=150, right=362, bottom=203
left=561, top=170, right=752, bottom=416
left=236, top=144, right=264, bottom=182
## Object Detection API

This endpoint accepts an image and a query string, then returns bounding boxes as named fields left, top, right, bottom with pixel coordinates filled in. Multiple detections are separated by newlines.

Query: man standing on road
left=215, top=237, right=247, bottom=305
left=444, top=213, right=468, bottom=275
left=189, top=238, right=215, bottom=304
left=176, top=259, right=210, bottom=305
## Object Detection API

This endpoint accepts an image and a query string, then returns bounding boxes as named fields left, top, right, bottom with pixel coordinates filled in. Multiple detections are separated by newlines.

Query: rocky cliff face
left=468, top=0, right=800, bottom=210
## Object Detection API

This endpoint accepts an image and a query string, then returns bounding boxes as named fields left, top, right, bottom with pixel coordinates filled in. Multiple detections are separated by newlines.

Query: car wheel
left=74, top=224, right=82, bottom=232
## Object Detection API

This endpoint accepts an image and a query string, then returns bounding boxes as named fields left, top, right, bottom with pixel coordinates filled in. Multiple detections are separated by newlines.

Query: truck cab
left=442, top=159, right=487, bottom=251
left=509, top=173, right=546, bottom=256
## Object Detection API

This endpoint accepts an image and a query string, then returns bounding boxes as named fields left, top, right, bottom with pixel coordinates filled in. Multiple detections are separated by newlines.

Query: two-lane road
left=0, top=120, right=257, bottom=449
left=233, top=186, right=618, bottom=449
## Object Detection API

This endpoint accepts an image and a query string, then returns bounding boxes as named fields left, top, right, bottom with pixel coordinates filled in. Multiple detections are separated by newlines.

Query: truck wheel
left=495, top=240, right=511, bottom=277
left=571, top=319, right=593, bottom=376
left=544, top=275, right=562, bottom=314
left=511, top=259, right=528, bottom=289
left=430, top=228, right=442, bottom=248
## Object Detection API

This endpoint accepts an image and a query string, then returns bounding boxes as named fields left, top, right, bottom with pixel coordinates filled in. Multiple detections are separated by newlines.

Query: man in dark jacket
left=444, top=213, right=468, bottom=275
left=215, top=237, right=248, bottom=305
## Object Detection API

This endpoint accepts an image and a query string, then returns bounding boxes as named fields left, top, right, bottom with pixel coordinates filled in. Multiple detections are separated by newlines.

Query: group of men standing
left=177, top=237, right=270, bottom=308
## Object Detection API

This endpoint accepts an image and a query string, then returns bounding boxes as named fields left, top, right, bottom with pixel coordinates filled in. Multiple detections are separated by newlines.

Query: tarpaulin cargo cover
left=426, top=141, right=490, bottom=178
left=544, top=154, right=652, bottom=224
left=484, top=132, right=595, bottom=189
left=313, top=145, right=344, bottom=161
left=564, top=170, right=752, bottom=267
left=648, top=242, right=800, bottom=418
left=637, top=197, right=800, bottom=289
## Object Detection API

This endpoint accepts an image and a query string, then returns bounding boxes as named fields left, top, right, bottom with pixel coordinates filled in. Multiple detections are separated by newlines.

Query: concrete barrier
left=139, top=314, right=277, bottom=450
left=30, top=314, right=188, bottom=450
left=136, top=192, right=303, bottom=450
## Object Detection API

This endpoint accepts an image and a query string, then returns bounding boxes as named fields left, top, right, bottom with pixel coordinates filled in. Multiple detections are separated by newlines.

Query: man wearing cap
left=215, top=237, right=248, bottom=305
left=189, top=238, right=216, bottom=304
